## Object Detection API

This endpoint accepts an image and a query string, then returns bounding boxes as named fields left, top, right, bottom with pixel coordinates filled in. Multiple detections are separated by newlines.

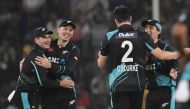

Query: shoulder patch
left=106, top=29, right=119, bottom=40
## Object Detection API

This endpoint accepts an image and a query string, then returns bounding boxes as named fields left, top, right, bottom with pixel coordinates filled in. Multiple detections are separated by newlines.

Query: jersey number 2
left=121, top=41, right=133, bottom=62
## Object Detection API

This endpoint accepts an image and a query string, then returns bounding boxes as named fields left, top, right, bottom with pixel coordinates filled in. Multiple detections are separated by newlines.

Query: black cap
left=59, top=20, right=76, bottom=29
left=33, top=27, right=53, bottom=38
left=141, top=19, right=162, bottom=32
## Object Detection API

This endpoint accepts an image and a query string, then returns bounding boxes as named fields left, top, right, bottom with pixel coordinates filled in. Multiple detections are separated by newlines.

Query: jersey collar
left=118, top=24, right=135, bottom=32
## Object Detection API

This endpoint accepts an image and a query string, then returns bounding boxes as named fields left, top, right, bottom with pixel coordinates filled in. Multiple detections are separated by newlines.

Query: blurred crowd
left=0, top=0, right=190, bottom=109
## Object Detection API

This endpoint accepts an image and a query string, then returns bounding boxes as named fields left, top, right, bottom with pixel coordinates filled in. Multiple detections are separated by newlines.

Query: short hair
left=113, top=5, right=132, bottom=23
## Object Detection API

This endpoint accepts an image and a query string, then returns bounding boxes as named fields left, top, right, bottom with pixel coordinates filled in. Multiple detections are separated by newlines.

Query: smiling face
left=35, top=34, right=51, bottom=49
left=57, top=25, right=74, bottom=41
left=144, top=24, right=160, bottom=39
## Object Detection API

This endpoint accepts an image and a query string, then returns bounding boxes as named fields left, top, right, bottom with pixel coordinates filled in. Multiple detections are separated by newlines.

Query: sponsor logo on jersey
left=48, top=57, right=60, bottom=64
left=60, top=58, right=65, bottom=64
left=48, top=57, right=65, bottom=65
left=117, top=32, right=137, bottom=38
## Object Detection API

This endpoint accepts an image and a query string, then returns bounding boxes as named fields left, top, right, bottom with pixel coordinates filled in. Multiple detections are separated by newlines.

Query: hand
left=35, top=55, right=51, bottom=68
left=60, top=80, right=75, bottom=88
left=170, top=68, right=178, bottom=80
left=183, top=48, right=190, bottom=54
left=19, top=58, right=25, bottom=72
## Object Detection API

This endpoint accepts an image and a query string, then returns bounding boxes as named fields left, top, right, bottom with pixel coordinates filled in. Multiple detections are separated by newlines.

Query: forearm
left=152, top=48, right=180, bottom=60
left=161, top=51, right=180, bottom=60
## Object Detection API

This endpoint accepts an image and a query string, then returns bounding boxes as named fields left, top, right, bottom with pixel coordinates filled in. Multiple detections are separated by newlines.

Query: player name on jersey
left=117, top=64, right=138, bottom=72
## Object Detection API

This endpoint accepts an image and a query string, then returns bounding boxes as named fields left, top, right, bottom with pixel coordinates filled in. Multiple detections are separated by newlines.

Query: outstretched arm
left=151, top=47, right=180, bottom=60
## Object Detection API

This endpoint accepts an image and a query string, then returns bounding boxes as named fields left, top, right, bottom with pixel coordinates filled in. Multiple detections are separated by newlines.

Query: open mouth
left=61, top=34, right=71, bottom=40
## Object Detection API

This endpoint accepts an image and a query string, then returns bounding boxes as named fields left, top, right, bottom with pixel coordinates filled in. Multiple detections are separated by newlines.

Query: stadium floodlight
left=152, top=0, right=160, bottom=21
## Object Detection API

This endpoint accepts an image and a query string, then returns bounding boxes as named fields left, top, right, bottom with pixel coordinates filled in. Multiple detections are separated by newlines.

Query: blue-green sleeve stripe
left=21, top=92, right=31, bottom=109
left=145, top=42, right=154, bottom=51
left=31, top=61, right=42, bottom=86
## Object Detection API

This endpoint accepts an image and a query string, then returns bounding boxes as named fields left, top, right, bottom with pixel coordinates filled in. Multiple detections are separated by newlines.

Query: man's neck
left=117, top=21, right=131, bottom=27
left=57, top=38, right=69, bottom=48
left=152, top=34, right=159, bottom=43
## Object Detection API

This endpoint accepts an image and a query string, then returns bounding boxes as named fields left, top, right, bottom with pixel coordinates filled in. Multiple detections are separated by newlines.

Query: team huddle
left=97, top=5, right=190, bottom=109
left=11, top=20, right=79, bottom=109
left=9, top=5, right=190, bottom=109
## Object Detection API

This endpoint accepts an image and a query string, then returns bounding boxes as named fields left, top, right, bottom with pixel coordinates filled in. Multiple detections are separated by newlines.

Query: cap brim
left=70, top=24, right=76, bottom=29
left=67, top=23, right=76, bottom=29
left=46, top=31, right=53, bottom=34
left=61, top=23, right=76, bottom=29
left=141, top=20, right=154, bottom=27
left=36, top=31, right=53, bottom=37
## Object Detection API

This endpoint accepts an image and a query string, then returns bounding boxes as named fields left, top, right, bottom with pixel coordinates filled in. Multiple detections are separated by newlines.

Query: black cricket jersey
left=100, top=24, right=157, bottom=92
left=16, top=44, right=60, bottom=92
left=44, top=39, right=80, bottom=102
left=48, top=39, right=80, bottom=80
left=146, top=40, right=178, bottom=90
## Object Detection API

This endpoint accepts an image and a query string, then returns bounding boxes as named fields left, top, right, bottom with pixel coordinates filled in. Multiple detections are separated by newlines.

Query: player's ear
left=34, top=37, right=38, bottom=43
left=129, top=16, right=132, bottom=22
left=114, top=19, right=119, bottom=27
left=57, top=28, right=59, bottom=33
left=34, top=37, right=40, bottom=43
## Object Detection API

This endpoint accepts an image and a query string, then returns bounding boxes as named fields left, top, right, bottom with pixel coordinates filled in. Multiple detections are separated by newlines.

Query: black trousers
left=42, top=98, right=76, bottom=109
left=146, top=87, right=173, bottom=109
left=41, top=88, right=76, bottom=109
left=13, top=91, right=41, bottom=109
left=111, top=91, right=144, bottom=109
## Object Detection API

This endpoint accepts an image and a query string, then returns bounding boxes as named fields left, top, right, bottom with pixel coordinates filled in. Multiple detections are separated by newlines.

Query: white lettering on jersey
left=118, top=33, right=136, bottom=38
left=48, top=57, right=60, bottom=64
left=146, top=64, right=156, bottom=70
left=117, top=64, right=138, bottom=72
